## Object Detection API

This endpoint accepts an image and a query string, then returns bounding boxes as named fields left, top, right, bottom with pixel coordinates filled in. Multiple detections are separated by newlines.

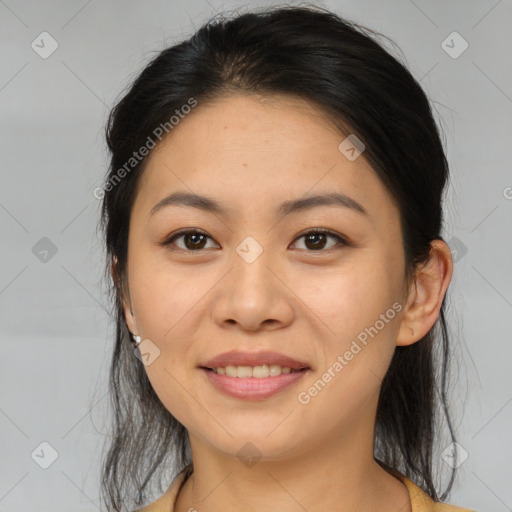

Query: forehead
left=134, top=93, right=399, bottom=225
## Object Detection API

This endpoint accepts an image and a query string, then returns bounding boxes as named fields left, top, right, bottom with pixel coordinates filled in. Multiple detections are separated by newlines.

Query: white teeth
left=213, top=364, right=301, bottom=377
left=236, top=365, right=253, bottom=378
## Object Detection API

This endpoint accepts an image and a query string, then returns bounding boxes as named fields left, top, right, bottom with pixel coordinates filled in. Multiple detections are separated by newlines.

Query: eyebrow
left=150, top=191, right=368, bottom=218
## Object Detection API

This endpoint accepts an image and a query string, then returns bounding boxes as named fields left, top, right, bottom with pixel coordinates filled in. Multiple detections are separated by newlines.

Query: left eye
left=291, top=229, right=347, bottom=251
left=160, top=229, right=347, bottom=252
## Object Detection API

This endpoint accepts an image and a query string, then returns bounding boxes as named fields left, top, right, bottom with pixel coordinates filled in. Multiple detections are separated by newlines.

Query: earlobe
left=111, top=256, right=118, bottom=281
left=123, top=297, right=137, bottom=335
left=112, top=256, right=138, bottom=335
left=396, top=240, right=453, bottom=347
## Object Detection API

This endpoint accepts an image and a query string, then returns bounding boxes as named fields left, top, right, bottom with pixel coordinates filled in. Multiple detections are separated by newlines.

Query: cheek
left=297, top=261, right=398, bottom=336
left=129, top=252, right=204, bottom=339
left=295, top=260, right=401, bottom=385
left=128, top=263, right=203, bottom=423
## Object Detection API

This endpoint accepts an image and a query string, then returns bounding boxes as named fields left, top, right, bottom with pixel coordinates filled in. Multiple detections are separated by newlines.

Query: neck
left=174, top=420, right=411, bottom=512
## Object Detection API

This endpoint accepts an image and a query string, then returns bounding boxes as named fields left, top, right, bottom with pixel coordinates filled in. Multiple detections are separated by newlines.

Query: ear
left=396, top=240, right=453, bottom=346
left=111, top=256, right=138, bottom=335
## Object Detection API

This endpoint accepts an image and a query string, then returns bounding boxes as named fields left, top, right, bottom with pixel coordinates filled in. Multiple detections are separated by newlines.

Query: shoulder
left=400, top=475, right=477, bottom=512
left=134, top=464, right=193, bottom=512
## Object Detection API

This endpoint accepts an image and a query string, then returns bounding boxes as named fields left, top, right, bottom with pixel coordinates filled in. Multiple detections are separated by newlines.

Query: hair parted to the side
left=98, top=4, right=458, bottom=511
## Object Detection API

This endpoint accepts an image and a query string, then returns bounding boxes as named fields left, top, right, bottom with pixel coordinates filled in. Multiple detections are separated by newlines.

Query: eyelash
left=160, top=228, right=349, bottom=253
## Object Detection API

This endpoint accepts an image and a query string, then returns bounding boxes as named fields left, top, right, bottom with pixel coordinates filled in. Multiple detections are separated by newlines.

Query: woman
left=99, top=5, right=476, bottom=512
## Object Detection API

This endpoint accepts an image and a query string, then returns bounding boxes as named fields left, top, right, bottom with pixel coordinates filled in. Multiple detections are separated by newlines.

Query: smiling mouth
left=200, top=364, right=310, bottom=400
left=201, top=365, right=309, bottom=378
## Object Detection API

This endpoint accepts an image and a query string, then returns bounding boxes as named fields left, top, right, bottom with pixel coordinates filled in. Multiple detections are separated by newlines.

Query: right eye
left=160, top=229, right=220, bottom=252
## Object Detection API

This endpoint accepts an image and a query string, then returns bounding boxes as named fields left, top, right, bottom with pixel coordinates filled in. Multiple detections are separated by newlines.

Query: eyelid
left=159, top=227, right=349, bottom=252
left=289, top=228, right=349, bottom=250
left=159, top=228, right=217, bottom=250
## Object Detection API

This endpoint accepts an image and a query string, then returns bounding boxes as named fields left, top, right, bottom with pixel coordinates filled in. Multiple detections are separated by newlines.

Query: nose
left=210, top=250, right=295, bottom=332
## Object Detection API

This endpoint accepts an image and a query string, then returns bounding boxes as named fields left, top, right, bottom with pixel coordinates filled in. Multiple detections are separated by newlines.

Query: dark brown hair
left=98, top=5, right=458, bottom=510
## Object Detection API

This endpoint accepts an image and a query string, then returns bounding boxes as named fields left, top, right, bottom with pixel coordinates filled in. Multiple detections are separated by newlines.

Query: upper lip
left=201, top=350, right=310, bottom=370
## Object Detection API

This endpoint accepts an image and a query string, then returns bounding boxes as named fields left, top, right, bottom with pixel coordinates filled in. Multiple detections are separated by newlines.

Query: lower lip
left=200, top=368, right=309, bottom=400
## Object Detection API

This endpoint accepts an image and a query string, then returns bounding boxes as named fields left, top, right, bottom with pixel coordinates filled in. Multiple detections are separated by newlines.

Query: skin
left=118, top=93, right=453, bottom=512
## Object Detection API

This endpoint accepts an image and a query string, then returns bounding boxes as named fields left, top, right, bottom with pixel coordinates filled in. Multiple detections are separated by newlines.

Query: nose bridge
left=231, top=235, right=275, bottom=296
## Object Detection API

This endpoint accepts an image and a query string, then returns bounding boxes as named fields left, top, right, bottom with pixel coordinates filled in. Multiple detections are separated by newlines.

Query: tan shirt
left=137, top=465, right=476, bottom=512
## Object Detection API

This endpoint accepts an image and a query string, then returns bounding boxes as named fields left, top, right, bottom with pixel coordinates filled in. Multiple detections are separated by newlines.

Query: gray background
left=1, top=0, right=511, bottom=510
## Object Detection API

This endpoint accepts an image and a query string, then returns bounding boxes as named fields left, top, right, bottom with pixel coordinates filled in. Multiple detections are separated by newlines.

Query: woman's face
left=122, top=93, right=412, bottom=461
